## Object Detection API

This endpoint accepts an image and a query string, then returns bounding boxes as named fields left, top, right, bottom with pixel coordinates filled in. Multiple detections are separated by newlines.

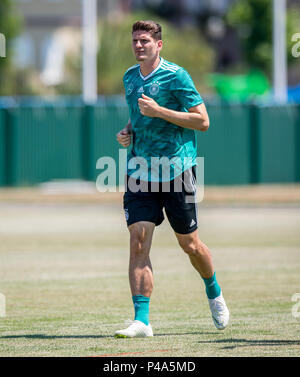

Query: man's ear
left=157, top=40, right=163, bottom=50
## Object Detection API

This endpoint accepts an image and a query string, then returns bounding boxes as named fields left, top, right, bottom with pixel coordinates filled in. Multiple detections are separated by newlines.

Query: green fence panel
left=197, top=104, right=251, bottom=185
left=0, top=109, right=6, bottom=186
left=7, top=106, right=84, bottom=186
left=256, top=105, right=297, bottom=183
left=2, top=101, right=300, bottom=187
left=88, top=103, right=129, bottom=184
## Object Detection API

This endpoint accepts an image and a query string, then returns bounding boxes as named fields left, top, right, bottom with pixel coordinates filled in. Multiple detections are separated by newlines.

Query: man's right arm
left=125, top=119, right=132, bottom=133
left=116, top=119, right=132, bottom=147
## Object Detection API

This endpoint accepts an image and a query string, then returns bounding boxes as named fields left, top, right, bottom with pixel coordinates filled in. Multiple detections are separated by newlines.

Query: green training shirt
left=123, top=57, right=203, bottom=182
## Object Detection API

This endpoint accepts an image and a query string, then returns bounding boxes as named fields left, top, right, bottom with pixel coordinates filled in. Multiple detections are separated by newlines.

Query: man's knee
left=177, top=234, right=207, bottom=257
left=129, top=222, right=153, bottom=255
left=178, top=238, right=199, bottom=256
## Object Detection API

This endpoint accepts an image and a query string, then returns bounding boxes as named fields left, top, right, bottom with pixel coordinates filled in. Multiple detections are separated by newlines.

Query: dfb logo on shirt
left=149, top=82, right=160, bottom=96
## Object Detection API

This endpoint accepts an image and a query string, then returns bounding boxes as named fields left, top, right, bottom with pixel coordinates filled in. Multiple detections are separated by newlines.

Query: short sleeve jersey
left=123, top=57, right=203, bottom=182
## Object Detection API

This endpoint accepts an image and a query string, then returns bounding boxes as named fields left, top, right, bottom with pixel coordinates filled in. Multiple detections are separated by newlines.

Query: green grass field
left=0, top=186, right=300, bottom=357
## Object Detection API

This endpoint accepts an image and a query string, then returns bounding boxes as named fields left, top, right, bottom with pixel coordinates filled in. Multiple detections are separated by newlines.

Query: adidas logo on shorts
left=190, top=219, right=196, bottom=227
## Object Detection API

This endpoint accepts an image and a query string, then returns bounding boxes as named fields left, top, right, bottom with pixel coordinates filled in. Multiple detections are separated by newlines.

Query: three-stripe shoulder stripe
left=161, top=62, right=180, bottom=73
left=162, top=61, right=180, bottom=69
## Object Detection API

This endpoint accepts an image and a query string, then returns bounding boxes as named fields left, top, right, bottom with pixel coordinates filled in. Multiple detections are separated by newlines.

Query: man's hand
left=116, top=125, right=132, bottom=147
left=138, top=94, right=161, bottom=117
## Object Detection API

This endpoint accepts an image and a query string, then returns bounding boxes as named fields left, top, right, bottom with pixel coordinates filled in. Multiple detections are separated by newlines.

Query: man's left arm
left=138, top=94, right=209, bottom=132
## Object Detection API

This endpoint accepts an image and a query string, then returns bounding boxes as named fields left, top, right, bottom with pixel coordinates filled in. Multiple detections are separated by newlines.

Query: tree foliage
left=226, top=0, right=300, bottom=77
left=0, top=0, right=21, bottom=95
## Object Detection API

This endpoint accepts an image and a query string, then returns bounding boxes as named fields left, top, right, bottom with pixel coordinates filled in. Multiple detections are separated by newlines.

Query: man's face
left=132, top=31, right=162, bottom=62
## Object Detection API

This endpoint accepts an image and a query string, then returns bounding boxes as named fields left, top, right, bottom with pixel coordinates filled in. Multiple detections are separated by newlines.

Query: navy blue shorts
left=123, top=167, right=198, bottom=234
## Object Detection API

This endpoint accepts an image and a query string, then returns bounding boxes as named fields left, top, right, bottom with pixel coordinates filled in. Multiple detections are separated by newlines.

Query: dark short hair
left=132, top=20, right=162, bottom=41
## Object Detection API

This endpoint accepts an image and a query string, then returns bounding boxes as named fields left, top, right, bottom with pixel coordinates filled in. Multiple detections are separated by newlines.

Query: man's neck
left=139, top=55, right=161, bottom=78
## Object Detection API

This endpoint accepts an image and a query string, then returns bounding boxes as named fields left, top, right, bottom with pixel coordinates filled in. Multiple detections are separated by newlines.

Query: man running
left=115, top=20, right=229, bottom=338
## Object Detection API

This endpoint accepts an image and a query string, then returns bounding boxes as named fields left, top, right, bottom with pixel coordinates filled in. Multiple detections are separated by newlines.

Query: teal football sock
left=132, top=295, right=150, bottom=325
left=203, top=272, right=221, bottom=299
